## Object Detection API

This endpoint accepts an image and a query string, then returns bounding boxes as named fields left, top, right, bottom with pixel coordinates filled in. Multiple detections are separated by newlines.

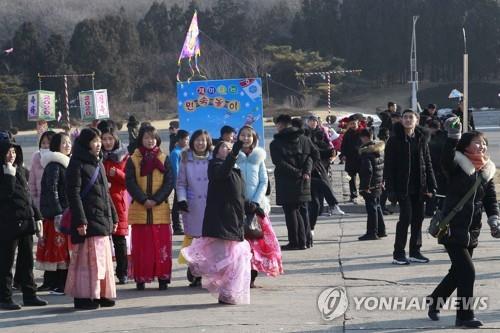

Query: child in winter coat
left=99, top=120, right=130, bottom=285
left=169, top=129, right=189, bottom=235
left=176, top=129, right=212, bottom=286
left=236, top=125, right=283, bottom=287
left=358, top=129, right=386, bottom=240
left=181, top=140, right=252, bottom=305
left=126, top=125, right=174, bottom=291
left=36, top=133, right=72, bottom=294
left=28, top=131, right=55, bottom=209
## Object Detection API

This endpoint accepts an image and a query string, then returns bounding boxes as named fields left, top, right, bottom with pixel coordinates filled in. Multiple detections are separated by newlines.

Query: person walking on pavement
left=340, top=115, right=362, bottom=202
left=384, top=109, right=437, bottom=265
left=427, top=117, right=499, bottom=328
left=358, top=129, right=386, bottom=241
left=0, top=131, right=48, bottom=310
left=170, top=129, right=190, bottom=236
left=270, top=114, right=313, bottom=250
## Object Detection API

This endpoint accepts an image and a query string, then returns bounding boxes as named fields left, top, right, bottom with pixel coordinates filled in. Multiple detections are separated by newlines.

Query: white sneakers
left=331, top=205, right=346, bottom=215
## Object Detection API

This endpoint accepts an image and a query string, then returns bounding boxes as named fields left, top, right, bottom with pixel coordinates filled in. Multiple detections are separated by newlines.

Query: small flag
left=4, top=48, right=13, bottom=54
left=177, top=11, right=205, bottom=82
left=178, top=11, right=200, bottom=64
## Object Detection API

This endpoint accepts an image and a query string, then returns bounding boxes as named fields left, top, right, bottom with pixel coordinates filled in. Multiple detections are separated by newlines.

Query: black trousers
left=393, top=194, right=424, bottom=258
left=112, top=235, right=128, bottom=279
left=282, top=203, right=307, bottom=248
left=43, top=269, right=67, bottom=289
left=430, top=245, right=475, bottom=320
left=309, top=178, right=339, bottom=230
left=0, top=235, right=37, bottom=302
left=347, top=171, right=358, bottom=199
left=171, top=191, right=182, bottom=230
left=362, top=193, right=386, bottom=236
left=380, top=189, right=388, bottom=210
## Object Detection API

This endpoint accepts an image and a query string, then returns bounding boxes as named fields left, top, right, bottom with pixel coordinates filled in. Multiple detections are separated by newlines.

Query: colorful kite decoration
left=177, top=11, right=205, bottom=82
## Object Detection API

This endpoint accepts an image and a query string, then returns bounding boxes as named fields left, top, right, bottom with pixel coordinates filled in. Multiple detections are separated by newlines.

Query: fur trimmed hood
left=454, top=151, right=496, bottom=182
left=359, top=141, right=385, bottom=155
left=41, top=151, right=70, bottom=168
left=237, top=146, right=266, bottom=165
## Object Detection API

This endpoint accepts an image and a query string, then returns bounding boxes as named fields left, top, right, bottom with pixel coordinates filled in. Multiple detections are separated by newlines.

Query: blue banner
left=177, top=78, right=264, bottom=147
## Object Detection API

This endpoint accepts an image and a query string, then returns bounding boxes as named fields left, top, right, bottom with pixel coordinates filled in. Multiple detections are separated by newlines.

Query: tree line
left=0, top=0, right=498, bottom=129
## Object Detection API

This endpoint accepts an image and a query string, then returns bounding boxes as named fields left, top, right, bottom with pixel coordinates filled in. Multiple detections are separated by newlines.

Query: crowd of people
left=0, top=118, right=285, bottom=310
left=0, top=101, right=498, bottom=327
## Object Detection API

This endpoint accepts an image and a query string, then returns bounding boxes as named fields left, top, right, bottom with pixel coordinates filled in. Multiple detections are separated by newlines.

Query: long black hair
left=38, top=130, right=56, bottom=149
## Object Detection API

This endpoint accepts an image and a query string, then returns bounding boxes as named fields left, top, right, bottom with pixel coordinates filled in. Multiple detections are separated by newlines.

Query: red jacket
left=102, top=145, right=129, bottom=236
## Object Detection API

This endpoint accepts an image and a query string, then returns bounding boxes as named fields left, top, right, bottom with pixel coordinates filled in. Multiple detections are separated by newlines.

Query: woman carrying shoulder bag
left=65, top=128, right=118, bottom=310
left=427, top=117, right=499, bottom=328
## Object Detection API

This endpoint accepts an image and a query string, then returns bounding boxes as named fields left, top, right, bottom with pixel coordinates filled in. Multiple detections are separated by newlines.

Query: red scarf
left=139, top=146, right=165, bottom=176
left=464, top=150, right=489, bottom=172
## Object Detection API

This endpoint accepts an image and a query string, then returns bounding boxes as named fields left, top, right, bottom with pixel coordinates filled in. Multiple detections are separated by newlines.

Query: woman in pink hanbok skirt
left=181, top=140, right=251, bottom=305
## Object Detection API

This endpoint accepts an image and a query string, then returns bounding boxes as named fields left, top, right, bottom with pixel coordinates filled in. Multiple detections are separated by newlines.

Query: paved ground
left=2, top=164, right=500, bottom=333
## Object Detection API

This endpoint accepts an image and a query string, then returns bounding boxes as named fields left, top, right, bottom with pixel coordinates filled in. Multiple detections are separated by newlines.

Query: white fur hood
left=41, top=151, right=70, bottom=168
left=454, top=151, right=496, bottom=182
left=237, top=146, right=266, bottom=165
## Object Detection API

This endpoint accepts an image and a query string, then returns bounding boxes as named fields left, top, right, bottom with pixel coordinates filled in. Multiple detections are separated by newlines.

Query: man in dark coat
left=340, top=115, right=362, bottom=202
left=419, top=104, right=439, bottom=128
left=358, top=129, right=386, bottom=240
left=378, top=101, right=399, bottom=142
left=270, top=114, right=313, bottom=250
left=384, top=110, right=437, bottom=265
left=425, top=120, right=448, bottom=216
left=0, top=131, right=48, bottom=310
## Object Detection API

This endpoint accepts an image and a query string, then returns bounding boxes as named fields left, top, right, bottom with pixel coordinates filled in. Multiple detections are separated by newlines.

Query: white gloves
left=3, top=163, right=16, bottom=176
left=487, top=215, right=500, bottom=238
left=35, top=220, right=43, bottom=239
left=54, top=214, right=63, bottom=233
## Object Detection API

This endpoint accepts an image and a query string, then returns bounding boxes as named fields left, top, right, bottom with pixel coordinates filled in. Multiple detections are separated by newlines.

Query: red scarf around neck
left=464, top=150, right=489, bottom=172
left=139, top=146, right=165, bottom=176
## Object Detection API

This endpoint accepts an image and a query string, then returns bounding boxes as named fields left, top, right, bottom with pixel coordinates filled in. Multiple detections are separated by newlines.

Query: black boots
left=158, top=279, right=169, bottom=290
left=23, top=296, right=48, bottom=307
left=74, top=298, right=99, bottom=310
left=455, top=318, right=483, bottom=328
left=250, top=270, right=258, bottom=288
left=0, top=300, right=21, bottom=310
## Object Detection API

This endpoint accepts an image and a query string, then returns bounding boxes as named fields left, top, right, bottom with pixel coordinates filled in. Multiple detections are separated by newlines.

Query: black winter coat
left=377, top=110, right=399, bottom=141
left=306, top=127, right=332, bottom=181
left=66, top=142, right=118, bottom=244
left=340, top=128, right=362, bottom=173
left=383, top=123, right=437, bottom=197
left=40, top=151, right=70, bottom=218
left=428, top=130, right=448, bottom=194
left=359, top=141, right=385, bottom=196
left=438, top=138, right=498, bottom=248
left=202, top=154, right=245, bottom=241
left=0, top=141, right=42, bottom=240
left=270, top=127, right=313, bottom=204
left=419, top=109, right=439, bottom=127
